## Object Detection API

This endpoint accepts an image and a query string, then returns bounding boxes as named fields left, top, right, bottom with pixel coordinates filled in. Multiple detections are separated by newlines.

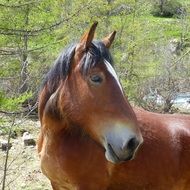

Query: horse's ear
left=79, top=21, right=98, bottom=50
left=102, top=31, right=116, bottom=48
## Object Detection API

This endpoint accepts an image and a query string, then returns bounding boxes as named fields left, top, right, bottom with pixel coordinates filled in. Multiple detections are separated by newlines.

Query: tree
left=0, top=0, right=100, bottom=111
left=0, top=0, right=190, bottom=114
left=151, top=0, right=185, bottom=18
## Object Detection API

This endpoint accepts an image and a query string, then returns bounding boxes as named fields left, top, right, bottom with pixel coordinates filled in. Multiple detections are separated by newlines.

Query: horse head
left=41, top=22, right=143, bottom=163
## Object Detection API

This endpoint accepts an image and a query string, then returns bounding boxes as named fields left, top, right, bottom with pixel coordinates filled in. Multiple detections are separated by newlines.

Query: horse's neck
left=41, top=116, right=107, bottom=165
left=40, top=117, right=110, bottom=189
left=41, top=112, right=92, bottom=143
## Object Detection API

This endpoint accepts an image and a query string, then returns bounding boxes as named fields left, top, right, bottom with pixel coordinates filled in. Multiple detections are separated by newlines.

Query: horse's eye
left=90, top=74, right=103, bottom=84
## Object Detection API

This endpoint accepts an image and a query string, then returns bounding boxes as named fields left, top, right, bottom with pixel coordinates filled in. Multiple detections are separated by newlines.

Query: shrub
left=151, top=0, right=186, bottom=18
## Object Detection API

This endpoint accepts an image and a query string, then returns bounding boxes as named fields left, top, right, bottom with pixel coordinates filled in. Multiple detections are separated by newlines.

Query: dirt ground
left=0, top=118, right=51, bottom=190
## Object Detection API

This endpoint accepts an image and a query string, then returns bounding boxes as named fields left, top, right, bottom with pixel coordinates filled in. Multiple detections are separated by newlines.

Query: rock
left=168, top=39, right=182, bottom=56
left=22, top=132, right=36, bottom=146
left=0, top=140, right=12, bottom=151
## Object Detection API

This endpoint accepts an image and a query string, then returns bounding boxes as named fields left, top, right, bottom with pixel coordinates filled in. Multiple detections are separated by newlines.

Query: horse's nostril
left=127, top=137, right=139, bottom=152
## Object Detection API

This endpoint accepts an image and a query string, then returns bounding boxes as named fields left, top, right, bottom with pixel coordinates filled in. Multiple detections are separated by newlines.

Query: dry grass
left=0, top=119, right=51, bottom=190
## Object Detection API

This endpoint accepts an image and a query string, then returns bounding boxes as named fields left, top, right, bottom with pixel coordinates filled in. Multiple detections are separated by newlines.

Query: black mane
left=42, top=40, right=114, bottom=100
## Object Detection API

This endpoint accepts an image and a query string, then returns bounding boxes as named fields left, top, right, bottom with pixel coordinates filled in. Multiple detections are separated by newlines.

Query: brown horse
left=110, top=108, right=190, bottom=190
left=38, top=22, right=143, bottom=190
left=38, top=22, right=190, bottom=190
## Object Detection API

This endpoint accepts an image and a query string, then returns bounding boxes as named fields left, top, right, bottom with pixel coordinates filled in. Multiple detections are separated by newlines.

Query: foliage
left=151, top=0, right=186, bottom=18
left=0, top=0, right=190, bottom=113
left=0, top=91, right=32, bottom=111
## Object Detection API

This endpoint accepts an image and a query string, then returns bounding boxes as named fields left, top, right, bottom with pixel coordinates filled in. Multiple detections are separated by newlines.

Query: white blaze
left=104, top=59, right=123, bottom=94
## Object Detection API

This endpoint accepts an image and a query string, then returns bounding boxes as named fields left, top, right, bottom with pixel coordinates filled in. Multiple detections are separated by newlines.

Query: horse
left=110, top=108, right=190, bottom=190
left=38, top=22, right=143, bottom=190
left=38, top=22, right=190, bottom=190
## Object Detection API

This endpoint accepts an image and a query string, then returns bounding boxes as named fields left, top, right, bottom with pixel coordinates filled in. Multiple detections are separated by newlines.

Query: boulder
left=0, top=140, right=12, bottom=151
left=22, top=132, right=36, bottom=146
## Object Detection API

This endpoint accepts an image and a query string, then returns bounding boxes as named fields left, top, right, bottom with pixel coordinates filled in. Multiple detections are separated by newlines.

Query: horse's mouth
left=105, top=143, right=134, bottom=164
left=107, top=143, right=120, bottom=162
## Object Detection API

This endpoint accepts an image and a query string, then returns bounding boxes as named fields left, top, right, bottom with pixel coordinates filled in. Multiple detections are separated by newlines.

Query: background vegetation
left=0, top=0, right=190, bottom=114
left=0, top=1, right=190, bottom=189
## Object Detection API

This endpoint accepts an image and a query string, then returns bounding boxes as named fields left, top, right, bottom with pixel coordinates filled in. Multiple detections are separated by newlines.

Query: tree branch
left=2, top=117, right=15, bottom=190
left=0, top=49, right=20, bottom=55
left=0, top=0, right=40, bottom=8
left=171, top=49, right=190, bottom=67
left=0, top=31, right=37, bottom=36
left=0, top=2, right=92, bottom=36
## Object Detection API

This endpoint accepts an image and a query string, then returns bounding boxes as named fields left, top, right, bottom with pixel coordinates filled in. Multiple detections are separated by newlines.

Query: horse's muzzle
left=104, top=126, right=143, bottom=164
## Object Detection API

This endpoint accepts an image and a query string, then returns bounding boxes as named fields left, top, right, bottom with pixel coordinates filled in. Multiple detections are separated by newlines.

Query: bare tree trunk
left=19, top=6, right=29, bottom=93
left=159, top=0, right=165, bottom=16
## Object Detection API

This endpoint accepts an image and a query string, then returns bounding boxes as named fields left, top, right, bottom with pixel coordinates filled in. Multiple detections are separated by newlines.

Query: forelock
left=80, top=41, right=113, bottom=75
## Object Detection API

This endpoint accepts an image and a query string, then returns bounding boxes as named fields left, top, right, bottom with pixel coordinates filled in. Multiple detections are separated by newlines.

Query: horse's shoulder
left=135, top=108, right=190, bottom=149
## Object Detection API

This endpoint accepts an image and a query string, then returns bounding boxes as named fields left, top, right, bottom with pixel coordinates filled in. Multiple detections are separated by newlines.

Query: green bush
left=151, top=0, right=185, bottom=18
left=0, top=91, right=32, bottom=112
